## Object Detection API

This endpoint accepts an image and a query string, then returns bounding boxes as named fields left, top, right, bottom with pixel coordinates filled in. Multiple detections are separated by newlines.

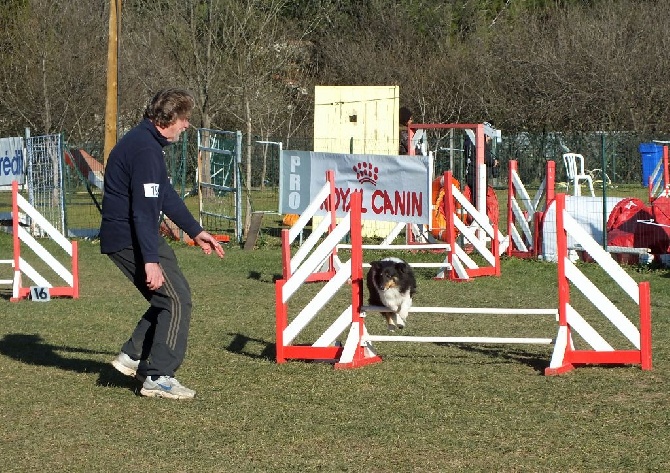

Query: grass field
left=1, top=222, right=670, bottom=472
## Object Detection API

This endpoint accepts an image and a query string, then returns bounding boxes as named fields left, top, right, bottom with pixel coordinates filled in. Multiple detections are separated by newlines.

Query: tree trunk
left=103, top=0, right=120, bottom=168
left=244, top=93, right=253, bottom=236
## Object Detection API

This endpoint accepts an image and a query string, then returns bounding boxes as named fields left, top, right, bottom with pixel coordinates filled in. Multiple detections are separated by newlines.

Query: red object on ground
left=606, top=197, right=655, bottom=263
left=462, top=185, right=499, bottom=228
left=185, top=233, right=230, bottom=246
left=646, top=197, right=670, bottom=253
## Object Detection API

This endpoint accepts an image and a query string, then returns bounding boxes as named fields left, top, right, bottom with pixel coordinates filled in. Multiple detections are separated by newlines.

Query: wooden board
left=244, top=212, right=264, bottom=250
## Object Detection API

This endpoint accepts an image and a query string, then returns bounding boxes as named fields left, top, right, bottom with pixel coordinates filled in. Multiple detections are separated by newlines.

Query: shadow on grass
left=223, top=333, right=549, bottom=372
left=247, top=270, right=283, bottom=283
left=445, top=343, right=549, bottom=374
left=225, top=333, right=275, bottom=361
left=0, top=333, right=140, bottom=392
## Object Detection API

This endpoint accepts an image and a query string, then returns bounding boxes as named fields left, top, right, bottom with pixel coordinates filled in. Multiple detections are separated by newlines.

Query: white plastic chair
left=562, top=153, right=595, bottom=197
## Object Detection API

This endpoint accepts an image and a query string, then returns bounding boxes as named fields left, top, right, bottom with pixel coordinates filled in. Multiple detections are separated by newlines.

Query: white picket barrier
left=5, top=180, right=79, bottom=301
left=434, top=171, right=501, bottom=280
left=507, top=160, right=555, bottom=258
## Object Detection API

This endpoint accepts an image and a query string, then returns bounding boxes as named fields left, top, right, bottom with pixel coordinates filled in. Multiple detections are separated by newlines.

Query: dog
left=366, top=257, right=417, bottom=331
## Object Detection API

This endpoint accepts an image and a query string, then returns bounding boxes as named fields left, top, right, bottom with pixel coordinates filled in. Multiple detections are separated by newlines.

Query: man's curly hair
left=144, top=88, right=195, bottom=128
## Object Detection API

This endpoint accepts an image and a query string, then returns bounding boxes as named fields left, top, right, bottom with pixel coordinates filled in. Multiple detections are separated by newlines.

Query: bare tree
left=3, top=0, right=670, bottom=166
left=0, top=0, right=107, bottom=142
left=121, top=0, right=326, bottom=233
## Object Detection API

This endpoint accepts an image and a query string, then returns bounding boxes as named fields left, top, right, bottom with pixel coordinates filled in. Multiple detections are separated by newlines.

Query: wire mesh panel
left=197, top=128, right=242, bottom=242
left=25, top=133, right=65, bottom=236
left=59, top=147, right=104, bottom=239
left=164, top=135, right=190, bottom=198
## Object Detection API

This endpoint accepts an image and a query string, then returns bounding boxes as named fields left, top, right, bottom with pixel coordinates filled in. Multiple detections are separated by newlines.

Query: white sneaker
left=111, top=352, right=139, bottom=377
left=140, top=376, right=196, bottom=400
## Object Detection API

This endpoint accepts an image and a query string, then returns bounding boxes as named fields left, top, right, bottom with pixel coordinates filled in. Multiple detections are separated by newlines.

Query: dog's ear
left=395, top=262, right=408, bottom=273
left=370, top=261, right=381, bottom=271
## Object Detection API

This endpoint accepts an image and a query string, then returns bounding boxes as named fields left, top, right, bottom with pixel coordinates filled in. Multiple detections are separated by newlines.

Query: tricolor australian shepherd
left=366, top=257, right=417, bottom=331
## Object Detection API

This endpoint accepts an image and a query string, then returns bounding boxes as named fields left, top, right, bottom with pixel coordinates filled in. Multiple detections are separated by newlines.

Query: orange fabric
left=486, top=186, right=499, bottom=228
left=430, top=179, right=499, bottom=241
left=430, top=176, right=461, bottom=241
left=282, top=214, right=300, bottom=226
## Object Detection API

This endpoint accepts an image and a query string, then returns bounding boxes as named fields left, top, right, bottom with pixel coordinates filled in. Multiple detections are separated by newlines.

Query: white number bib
left=144, top=183, right=160, bottom=197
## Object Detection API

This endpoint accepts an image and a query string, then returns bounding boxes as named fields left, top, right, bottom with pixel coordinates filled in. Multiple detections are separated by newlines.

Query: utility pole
left=103, top=0, right=121, bottom=169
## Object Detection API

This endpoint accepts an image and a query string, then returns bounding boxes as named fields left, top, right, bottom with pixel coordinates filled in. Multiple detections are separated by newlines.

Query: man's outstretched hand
left=193, top=231, right=226, bottom=258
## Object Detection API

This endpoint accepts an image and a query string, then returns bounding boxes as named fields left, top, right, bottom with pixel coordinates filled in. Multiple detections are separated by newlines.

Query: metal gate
left=25, top=131, right=66, bottom=236
left=197, top=128, right=242, bottom=243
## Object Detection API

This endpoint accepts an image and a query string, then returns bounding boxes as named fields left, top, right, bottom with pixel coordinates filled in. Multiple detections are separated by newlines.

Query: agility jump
left=275, top=171, right=652, bottom=375
left=1, top=180, right=79, bottom=301
left=337, top=169, right=503, bottom=281
left=410, top=122, right=508, bottom=278
left=507, top=159, right=555, bottom=259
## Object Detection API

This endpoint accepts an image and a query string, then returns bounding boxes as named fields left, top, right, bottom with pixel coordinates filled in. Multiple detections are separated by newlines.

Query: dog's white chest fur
left=379, top=287, right=410, bottom=312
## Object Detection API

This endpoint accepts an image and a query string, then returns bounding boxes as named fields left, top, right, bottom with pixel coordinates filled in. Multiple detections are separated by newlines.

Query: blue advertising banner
left=279, top=151, right=432, bottom=225
left=0, top=137, right=24, bottom=186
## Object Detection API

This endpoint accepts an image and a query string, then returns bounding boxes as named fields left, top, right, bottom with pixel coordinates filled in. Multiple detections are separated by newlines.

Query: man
left=464, top=129, right=499, bottom=203
left=101, top=88, right=225, bottom=400
left=399, top=106, right=425, bottom=156
left=399, top=106, right=413, bottom=155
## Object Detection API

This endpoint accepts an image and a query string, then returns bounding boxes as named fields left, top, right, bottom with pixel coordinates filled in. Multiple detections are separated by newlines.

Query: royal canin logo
left=353, top=162, right=379, bottom=185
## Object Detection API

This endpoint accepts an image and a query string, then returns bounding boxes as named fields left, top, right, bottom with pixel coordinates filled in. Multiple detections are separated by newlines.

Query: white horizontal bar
left=606, top=246, right=651, bottom=255
left=361, top=263, right=451, bottom=268
left=338, top=244, right=449, bottom=250
left=366, top=335, right=554, bottom=344
left=362, top=305, right=558, bottom=316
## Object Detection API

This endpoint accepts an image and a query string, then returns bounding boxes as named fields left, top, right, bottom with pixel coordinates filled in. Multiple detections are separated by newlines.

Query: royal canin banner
left=279, top=151, right=432, bottom=224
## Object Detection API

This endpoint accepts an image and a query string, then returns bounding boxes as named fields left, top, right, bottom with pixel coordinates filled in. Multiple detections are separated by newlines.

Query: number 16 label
left=30, top=286, right=51, bottom=302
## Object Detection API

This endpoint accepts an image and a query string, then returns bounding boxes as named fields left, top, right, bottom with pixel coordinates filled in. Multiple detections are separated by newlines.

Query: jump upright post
left=546, top=193, right=652, bottom=374
left=6, top=180, right=79, bottom=301
left=507, top=159, right=555, bottom=259
left=275, top=171, right=375, bottom=364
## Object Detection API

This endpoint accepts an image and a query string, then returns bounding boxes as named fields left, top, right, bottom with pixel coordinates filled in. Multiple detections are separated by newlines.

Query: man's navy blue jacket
left=100, top=118, right=202, bottom=263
